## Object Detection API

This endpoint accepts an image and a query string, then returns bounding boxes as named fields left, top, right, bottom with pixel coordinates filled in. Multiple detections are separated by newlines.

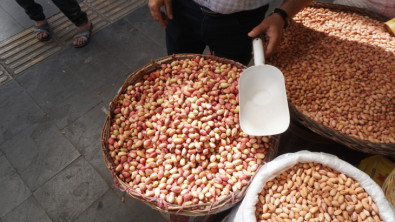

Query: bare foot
left=73, top=22, right=93, bottom=47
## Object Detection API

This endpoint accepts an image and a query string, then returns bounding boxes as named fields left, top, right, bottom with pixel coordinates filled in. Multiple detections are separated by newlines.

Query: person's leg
left=51, top=0, right=92, bottom=47
left=166, top=0, right=206, bottom=55
left=203, top=6, right=268, bottom=65
left=51, top=0, right=88, bottom=26
left=16, top=0, right=45, bottom=21
left=16, top=0, right=50, bottom=41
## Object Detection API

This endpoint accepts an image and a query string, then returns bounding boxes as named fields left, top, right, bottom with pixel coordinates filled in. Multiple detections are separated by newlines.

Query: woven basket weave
left=382, top=168, right=395, bottom=208
left=285, top=2, right=395, bottom=155
left=100, top=54, right=279, bottom=216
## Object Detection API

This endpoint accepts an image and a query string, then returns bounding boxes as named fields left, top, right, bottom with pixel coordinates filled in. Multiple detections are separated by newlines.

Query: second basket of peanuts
left=268, top=2, right=395, bottom=155
left=227, top=151, right=395, bottom=222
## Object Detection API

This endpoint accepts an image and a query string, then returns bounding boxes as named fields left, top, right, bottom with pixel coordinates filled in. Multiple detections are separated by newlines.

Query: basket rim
left=289, top=104, right=395, bottom=154
left=382, top=168, right=395, bottom=207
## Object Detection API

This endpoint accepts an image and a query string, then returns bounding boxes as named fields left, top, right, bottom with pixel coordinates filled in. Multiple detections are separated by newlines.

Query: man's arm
left=248, top=0, right=313, bottom=57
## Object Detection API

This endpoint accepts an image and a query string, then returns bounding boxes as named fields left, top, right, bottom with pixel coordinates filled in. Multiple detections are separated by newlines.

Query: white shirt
left=193, top=0, right=273, bottom=14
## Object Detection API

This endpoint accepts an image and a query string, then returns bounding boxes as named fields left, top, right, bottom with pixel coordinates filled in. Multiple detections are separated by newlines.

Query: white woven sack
left=227, top=150, right=395, bottom=222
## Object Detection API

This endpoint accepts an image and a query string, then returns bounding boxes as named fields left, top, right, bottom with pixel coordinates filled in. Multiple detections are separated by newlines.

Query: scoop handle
left=253, top=38, right=265, bottom=66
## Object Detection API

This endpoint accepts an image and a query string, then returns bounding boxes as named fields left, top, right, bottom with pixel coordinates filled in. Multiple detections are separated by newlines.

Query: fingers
left=264, top=31, right=281, bottom=58
left=148, top=2, right=166, bottom=27
left=164, top=0, right=173, bottom=19
left=248, top=15, right=284, bottom=58
left=148, top=0, right=172, bottom=28
left=248, top=21, right=268, bottom=38
left=159, top=12, right=169, bottom=28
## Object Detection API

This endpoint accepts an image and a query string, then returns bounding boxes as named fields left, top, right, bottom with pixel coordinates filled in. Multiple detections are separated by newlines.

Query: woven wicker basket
left=382, top=168, right=395, bottom=208
left=285, top=2, right=395, bottom=155
left=100, top=54, right=280, bottom=216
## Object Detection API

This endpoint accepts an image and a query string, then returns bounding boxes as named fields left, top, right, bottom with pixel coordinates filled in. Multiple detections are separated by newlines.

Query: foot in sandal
left=34, top=20, right=51, bottom=41
left=73, top=22, right=93, bottom=48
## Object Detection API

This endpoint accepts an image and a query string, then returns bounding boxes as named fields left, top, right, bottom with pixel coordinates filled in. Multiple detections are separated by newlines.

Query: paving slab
left=15, top=54, right=102, bottom=129
left=74, top=189, right=143, bottom=222
left=60, top=39, right=131, bottom=96
left=123, top=193, right=167, bottom=222
left=99, top=77, right=125, bottom=108
left=0, top=155, right=31, bottom=218
left=0, top=65, right=12, bottom=88
left=34, top=156, right=109, bottom=222
left=0, top=0, right=31, bottom=29
left=100, top=83, right=120, bottom=107
left=0, top=7, right=25, bottom=42
left=93, top=18, right=167, bottom=71
left=62, top=102, right=114, bottom=185
left=124, top=5, right=166, bottom=48
left=0, top=80, right=46, bottom=145
left=0, top=115, right=80, bottom=191
left=0, top=196, right=51, bottom=222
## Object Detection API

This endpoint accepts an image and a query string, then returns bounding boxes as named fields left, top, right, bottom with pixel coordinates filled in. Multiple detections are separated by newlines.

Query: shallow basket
left=382, top=168, right=395, bottom=208
left=287, top=2, right=394, bottom=155
left=100, top=54, right=280, bottom=216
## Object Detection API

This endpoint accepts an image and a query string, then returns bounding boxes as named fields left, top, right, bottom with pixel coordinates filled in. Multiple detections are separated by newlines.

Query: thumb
left=248, top=21, right=269, bottom=38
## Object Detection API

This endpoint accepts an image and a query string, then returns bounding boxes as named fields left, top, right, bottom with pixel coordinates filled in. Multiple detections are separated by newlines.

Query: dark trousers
left=15, top=0, right=88, bottom=27
left=166, top=0, right=268, bottom=65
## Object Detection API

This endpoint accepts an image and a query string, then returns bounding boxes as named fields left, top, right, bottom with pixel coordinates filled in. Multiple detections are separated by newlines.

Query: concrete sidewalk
left=0, top=0, right=371, bottom=222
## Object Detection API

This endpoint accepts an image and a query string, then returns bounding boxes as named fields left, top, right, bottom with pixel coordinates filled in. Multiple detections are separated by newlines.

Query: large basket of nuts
left=267, top=2, right=395, bottom=155
left=228, top=151, right=395, bottom=221
left=100, top=54, right=280, bottom=216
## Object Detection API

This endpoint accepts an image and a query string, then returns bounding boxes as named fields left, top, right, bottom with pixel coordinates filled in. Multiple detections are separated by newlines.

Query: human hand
left=148, top=0, right=173, bottom=28
left=248, top=13, right=285, bottom=58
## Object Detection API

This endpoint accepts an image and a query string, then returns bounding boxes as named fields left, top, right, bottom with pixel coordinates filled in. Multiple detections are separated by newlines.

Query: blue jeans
left=166, top=0, right=268, bottom=65
left=16, top=0, right=88, bottom=27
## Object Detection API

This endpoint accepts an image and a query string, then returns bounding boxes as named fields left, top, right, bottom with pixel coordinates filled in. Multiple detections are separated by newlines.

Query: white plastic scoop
left=239, top=38, right=290, bottom=136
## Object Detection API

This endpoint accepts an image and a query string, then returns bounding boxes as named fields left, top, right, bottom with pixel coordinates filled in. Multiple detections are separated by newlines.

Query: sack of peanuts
left=227, top=151, right=395, bottom=222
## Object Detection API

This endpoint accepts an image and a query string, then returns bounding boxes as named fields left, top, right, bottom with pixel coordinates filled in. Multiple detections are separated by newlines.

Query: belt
left=200, top=6, right=223, bottom=17
left=199, top=4, right=268, bottom=18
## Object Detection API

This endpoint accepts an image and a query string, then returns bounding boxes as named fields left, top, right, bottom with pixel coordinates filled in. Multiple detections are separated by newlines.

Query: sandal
left=73, top=23, right=93, bottom=48
left=34, top=23, right=51, bottom=42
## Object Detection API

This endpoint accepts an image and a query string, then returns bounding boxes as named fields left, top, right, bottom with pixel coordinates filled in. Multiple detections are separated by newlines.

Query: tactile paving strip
left=0, top=29, right=62, bottom=75
left=0, top=65, right=11, bottom=85
left=0, top=0, right=147, bottom=76
left=87, top=0, right=147, bottom=22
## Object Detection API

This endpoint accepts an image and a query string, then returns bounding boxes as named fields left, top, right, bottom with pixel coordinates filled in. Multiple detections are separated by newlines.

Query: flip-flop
left=73, top=23, right=93, bottom=48
left=34, top=23, right=51, bottom=42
